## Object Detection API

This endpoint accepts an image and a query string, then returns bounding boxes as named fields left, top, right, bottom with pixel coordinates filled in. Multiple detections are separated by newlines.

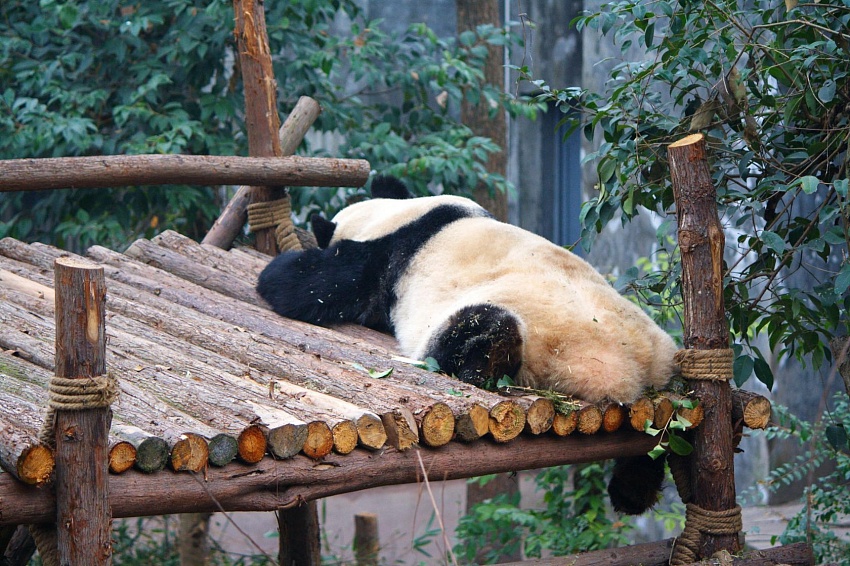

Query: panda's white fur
left=324, top=194, right=676, bottom=404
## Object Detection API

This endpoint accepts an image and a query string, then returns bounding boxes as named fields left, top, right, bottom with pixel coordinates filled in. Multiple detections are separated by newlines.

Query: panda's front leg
left=425, top=303, right=524, bottom=388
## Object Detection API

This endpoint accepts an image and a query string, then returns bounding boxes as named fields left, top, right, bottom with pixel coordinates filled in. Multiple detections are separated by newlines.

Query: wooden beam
left=0, top=155, right=370, bottom=192
left=0, top=431, right=659, bottom=526
left=53, top=257, right=113, bottom=564
left=668, top=133, right=740, bottom=557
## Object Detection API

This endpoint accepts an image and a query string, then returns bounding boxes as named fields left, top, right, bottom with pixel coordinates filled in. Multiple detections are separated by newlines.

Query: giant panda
left=257, top=175, right=679, bottom=514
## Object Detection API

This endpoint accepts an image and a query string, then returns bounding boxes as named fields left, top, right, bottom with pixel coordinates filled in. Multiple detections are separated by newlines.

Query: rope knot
left=246, top=196, right=301, bottom=251
left=674, top=348, right=734, bottom=381
left=671, top=503, right=743, bottom=565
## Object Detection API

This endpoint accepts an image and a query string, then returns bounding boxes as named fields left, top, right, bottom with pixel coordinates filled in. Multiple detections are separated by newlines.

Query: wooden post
left=53, top=257, right=113, bottom=564
left=668, top=133, right=740, bottom=557
left=353, top=513, right=379, bottom=566
left=202, top=96, right=323, bottom=250
left=232, top=0, right=287, bottom=256
left=278, top=504, right=321, bottom=566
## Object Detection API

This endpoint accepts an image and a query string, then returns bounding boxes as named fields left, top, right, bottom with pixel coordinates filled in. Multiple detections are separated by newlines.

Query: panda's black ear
left=371, top=175, right=413, bottom=200
left=311, top=213, right=336, bottom=249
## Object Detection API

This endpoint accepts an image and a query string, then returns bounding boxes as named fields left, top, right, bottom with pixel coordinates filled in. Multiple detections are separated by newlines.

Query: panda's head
left=310, top=175, right=489, bottom=248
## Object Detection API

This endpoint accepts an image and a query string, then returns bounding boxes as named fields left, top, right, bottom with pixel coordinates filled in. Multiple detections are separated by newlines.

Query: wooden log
left=0, top=430, right=661, bottom=525
left=0, top=155, right=370, bottom=193
left=670, top=393, right=705, bottom=429
left=108, top=440, right=136, bottom=474
left=551, top=410, right=578, bottom=436
left=170, top=433, right=209, bottom=473
left=652, top=395, right=675, bottom=428
left=515, top=396, right=555, bottom=435
left=669, top=133, right=740, bottom=557
left=278, top=502, right=321, bottom=566
left=629, top=396, right=655, bottom=431
left=577, top=402, right=603, bottom=435
left=601, top=402, right=627, bottom=433
left=330, top=421, right=359, bottom=455
left=202, top=96, right=324, bottom=250
left=208, top=433, right=239, bottom=467
left=488, top=401, right=525, bottom=442
left=2, top=524, right=37, bottom=566
left=52, top=257, right=112, bottom=564
left=0, top=414, right=54, bottom=486
left=454, top=404, right=490, bottom=442
left=731, top=389, right=771, bottom=430
left=353, top=513, right=380, bottom=566
left=236, top=425, right=268, bottom=464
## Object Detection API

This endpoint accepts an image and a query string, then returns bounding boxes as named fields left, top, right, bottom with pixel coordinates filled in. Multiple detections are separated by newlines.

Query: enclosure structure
left=0, top=1, right=814, bottom=564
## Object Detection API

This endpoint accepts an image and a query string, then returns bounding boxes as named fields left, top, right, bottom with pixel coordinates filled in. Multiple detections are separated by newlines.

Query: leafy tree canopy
left=1, top=0, right=513, bottom=251
left=525, top=0, right=850, bottom=388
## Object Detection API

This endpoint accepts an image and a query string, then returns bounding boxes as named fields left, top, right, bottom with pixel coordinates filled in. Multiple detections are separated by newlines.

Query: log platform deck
left=0, top=230, right=765, bottom=527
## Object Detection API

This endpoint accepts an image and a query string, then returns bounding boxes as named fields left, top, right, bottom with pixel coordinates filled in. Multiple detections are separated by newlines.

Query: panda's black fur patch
left=257, top=203, right=482, bottom=332
left=371, top=175, right=413, bottom=200
left=608, top=454, right=667, bottom=515
left=426, top=304, right=523, bottom=389
left=310, top=213, right=336, bottom=249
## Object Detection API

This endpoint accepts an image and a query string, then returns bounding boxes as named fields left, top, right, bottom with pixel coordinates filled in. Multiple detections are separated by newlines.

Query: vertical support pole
left=278, top=503, right=320, bottom=566
left=54, top=257, right=112, bottom=565
left=668, top=133, right=740, bottom=557
left=353, top=512, right=380, bottom=566
left=232, top=0, right=287, bottom=256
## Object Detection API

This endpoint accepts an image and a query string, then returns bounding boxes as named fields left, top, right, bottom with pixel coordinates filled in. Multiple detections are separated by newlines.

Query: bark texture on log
left=53, top=257, right=113, bottom=565
left=0, top=155, right=369, bottom=193
left=669, top=133, right=740, bottom=557
left=278, top=503, right=320, bottom=566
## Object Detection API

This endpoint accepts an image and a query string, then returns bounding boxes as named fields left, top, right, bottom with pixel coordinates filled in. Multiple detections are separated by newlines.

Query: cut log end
left=489, top=401, right=525, bottom=443
left=268, top=423, right=308, bottom=460
left=551, top=410, right=578, bottom=436
left=108, top=441, right=136, bottom=474
left=420, top=403, right=455, bottom=447
left=302, top=421, right=334, bottom=460
left=629, top=397, right=654, bottom=431
left=653, top=396, right=675, bottom=428
left=170, top=433, right=209, bottom=473
left=18, top=444, right=55, bottom=485
left=455, top=404, right=490, bottom=442
left=331, top=421, right=359, bottom=455
left=524, top=398, right=555, bottom=435
left=668, top=133, right=705, bottom=148
left=577, top=404, right=602, bottom=435
left=381, top=410, right=419, bottom=451
left=135, top=437, right=170, bottom=473
left=355, top=414, right=388, bottom=451
left=208, top=433, right=239, bottom=467
left=237, top=425, right=268, bottom=464
left=601, top=403, right=627, bottom=433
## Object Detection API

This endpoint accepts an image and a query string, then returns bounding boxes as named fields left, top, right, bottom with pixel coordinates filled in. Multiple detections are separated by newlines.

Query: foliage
left=454, top=464, right=635, bottom=562
left=744, top=395, right=850, bottom=563
left=26, top=516, right=272, bottom=565
left=1, top=0, right=514, bottom=251
left=522, top=0, right=850, bottom=389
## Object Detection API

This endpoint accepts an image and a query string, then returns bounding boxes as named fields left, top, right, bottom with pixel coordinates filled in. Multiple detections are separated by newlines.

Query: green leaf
left=818, top=80, right=836, bottom=103
left=648, top=444, right=667, bottom=460
left=667, top=433, right=693, bottom=456
left=835, top=263, right=850, bottom=296
left=799, top=176, right=820, bottom=194
left=835, top=179, right=849, bottom=198
left=753, top=357, right=774, bottom=390
left=733, top=354, right=754, bottom=387
left=761, top=230, right=786, bottom=254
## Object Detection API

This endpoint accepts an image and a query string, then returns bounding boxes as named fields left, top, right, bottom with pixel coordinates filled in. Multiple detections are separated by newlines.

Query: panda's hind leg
left=425, top=304, right=523, bottom=389
left=608, top=454, right=667, bottom=515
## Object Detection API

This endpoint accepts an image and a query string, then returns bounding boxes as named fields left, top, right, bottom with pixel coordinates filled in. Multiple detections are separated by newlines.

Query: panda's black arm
left=256, top=243, right=384, bottom=329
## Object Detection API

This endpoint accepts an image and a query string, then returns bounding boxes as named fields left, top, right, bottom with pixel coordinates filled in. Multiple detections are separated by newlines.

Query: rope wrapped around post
left=246, top=197, right=301, bottom=252
left=30, top=373, right=119, bottom=566
left=670, top=348, right=741, bottom=566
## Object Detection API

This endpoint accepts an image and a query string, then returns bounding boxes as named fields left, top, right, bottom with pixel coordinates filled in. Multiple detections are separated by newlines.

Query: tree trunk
left=178, top=513, right=212, bottom=566
left=457, top=0, right=508, bottom=220
left=278, top=503, right=320, bottom=566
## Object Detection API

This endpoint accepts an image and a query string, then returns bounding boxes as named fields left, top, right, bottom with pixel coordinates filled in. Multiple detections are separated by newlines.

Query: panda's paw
left=426, top=304, right=523, bottom=389
left=608, top=454, right=666, bottom=515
